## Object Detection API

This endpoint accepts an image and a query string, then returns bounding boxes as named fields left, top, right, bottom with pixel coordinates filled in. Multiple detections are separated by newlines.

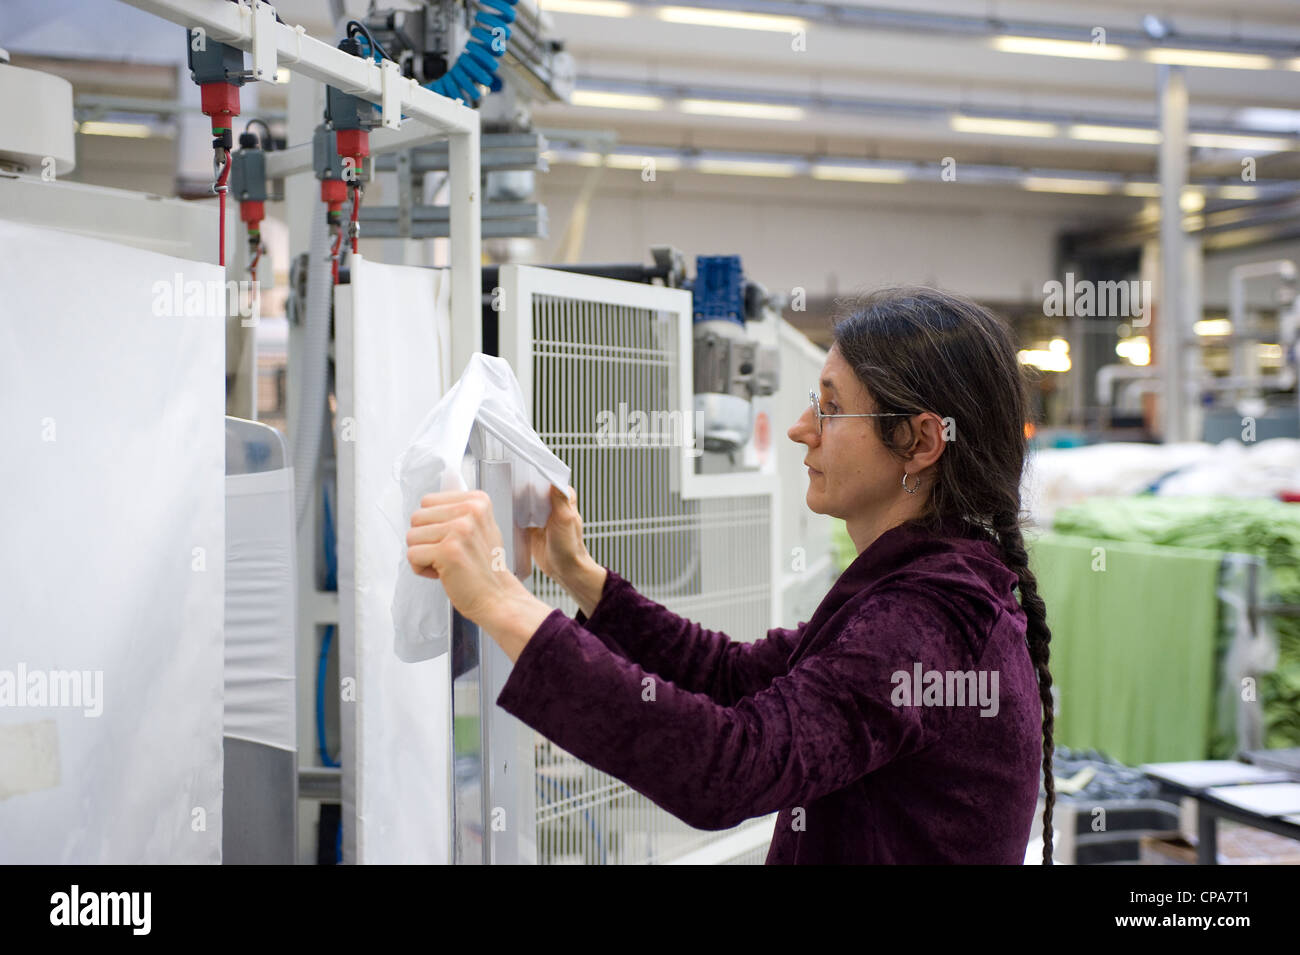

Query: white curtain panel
left=336, top=256, right=453, bottom=863
left=0, top=219, right=225, bottom=862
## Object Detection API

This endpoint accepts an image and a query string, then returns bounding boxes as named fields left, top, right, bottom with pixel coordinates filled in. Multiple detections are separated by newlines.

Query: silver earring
left=902, top=472, right=921, bottom=494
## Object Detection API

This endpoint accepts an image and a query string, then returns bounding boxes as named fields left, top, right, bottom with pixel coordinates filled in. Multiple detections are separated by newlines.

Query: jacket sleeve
left=571, top=567, right=802, bottom=706
left=497, top=586, right=957, bottom=832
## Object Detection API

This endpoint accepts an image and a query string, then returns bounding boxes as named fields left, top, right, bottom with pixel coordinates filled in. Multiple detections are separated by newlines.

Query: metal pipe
left=1158, top=65, right=1189, bottom=441
left=481, top=262, right=673, bottom=290
left=1096, top=363, right=1160, bottom=408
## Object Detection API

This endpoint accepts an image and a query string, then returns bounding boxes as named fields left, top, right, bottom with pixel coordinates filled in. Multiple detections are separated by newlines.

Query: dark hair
left=831, top=285, right=1056, bottom=865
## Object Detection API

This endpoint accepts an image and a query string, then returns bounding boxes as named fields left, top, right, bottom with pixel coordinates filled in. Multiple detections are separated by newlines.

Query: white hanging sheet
left=0, top=218, right=225, bottom=862
left=337, top=256, right=454, bottom=863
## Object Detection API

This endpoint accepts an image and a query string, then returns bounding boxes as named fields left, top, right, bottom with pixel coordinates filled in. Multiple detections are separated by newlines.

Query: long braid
left=993, top=508, right=1056, bottom=865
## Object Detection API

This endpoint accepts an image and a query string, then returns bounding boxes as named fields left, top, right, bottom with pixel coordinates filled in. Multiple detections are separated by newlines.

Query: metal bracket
left=248, top=0, right=278, bottom=81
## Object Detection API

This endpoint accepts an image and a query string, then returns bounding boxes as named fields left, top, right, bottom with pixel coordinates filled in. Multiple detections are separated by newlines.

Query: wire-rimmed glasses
left=809, top=389, right=912, bottom=435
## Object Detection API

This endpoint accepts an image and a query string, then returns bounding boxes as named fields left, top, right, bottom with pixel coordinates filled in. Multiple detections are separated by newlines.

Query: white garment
left=389, top=353, right=571, bottom=662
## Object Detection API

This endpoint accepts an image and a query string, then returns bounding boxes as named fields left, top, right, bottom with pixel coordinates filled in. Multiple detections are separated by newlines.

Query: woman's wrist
left=559, top=555, right=608, bottom=619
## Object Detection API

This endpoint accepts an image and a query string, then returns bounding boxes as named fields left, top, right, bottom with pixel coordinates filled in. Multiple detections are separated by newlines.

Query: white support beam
left=118, top=0, right=483, bottom=365
left=120, top=0, right=471, bottom=133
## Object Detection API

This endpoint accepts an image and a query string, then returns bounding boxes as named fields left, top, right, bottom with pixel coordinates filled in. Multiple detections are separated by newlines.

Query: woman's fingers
left=406, top=498, right=482, bottom=577
left=406, top=519, right=455, bottom=547
left=412, top=490, right=492, bottom=525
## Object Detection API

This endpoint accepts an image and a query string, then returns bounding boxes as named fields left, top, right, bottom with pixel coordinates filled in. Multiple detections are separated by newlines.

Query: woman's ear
left=903, top=412, right=948, bottom=471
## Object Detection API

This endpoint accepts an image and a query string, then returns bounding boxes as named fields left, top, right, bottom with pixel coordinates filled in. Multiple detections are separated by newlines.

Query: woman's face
left=787, top=345, right=907, bottom=520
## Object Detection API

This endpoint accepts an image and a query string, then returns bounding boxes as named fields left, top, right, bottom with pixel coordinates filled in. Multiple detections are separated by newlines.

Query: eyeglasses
left=809, top=389, right=911, bottom=435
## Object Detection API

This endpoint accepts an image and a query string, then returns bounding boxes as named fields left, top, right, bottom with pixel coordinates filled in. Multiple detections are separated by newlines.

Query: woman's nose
left=789, top=405, right=818, bottom=445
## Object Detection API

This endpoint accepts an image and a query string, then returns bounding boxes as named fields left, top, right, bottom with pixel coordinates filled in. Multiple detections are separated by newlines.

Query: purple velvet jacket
left=496, top=518, right=1043, bottom=864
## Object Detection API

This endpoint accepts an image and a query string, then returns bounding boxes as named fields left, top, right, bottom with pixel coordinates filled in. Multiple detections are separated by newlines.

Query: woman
left=406, top=286, right=1056, bottom=864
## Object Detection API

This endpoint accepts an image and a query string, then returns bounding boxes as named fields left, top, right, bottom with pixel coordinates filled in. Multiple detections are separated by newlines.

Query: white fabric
left=336, top=256, right=453, bottom=863
left=1024, top=438, right=1300, bottom=527
left=1153, top=438, right=1300, bottom=498
left=224, top=468, right=297, bottom=751
left=0, top=219, right=224, bottom=862
left=1022, top=441, right=1216, bottom=526
left=388, top=352, right=571, bottom=663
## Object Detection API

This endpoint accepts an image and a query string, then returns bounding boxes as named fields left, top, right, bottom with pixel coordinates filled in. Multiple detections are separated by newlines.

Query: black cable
left=244, top=118, right=274, bottom=149
left=345, top=19, right=392, bottom=62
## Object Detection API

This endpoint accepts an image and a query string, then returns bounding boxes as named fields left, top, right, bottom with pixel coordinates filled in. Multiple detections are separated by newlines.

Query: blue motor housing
left=691, top=255, right=746, bottom=326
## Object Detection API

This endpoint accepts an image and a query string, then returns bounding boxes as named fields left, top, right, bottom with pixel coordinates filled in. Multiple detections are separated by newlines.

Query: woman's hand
left=406, top=489, right=529, bottom=629
left=527, top=484, right=591, bottom=582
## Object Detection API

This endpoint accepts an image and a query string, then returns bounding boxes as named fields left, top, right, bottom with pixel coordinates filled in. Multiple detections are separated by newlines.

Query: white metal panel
left=774, top=320, right=838, bottom=628
left=497, top=264, right=780, bottom=863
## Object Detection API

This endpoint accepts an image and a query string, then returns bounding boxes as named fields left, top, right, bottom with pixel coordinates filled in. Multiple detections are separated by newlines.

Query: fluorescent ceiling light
left=680, top=99, right=804, bottom=120
left=992, top=36, right=1128, bottom=60
left=811, top=164, right=908, bottom=183
left=604, top=153, right=682, bottom=171
left=1234, top=107, right=1300, bottom=131
left=1018, top=349, right=1071, bottom=372
left=1144, top=48, right=1275, bottom=70
left=952, top=115, right=1058, bottom=137
left=77, top=120, right=153, bottom=138
left=1188, top=131, right=1293, bottom=151
left=1125, top=185, right=1211, bottom=211
left=1069, top=124, right=1161, bottom=144
left=696, top=159, right=797, bottom=177
left=570, top=90, right=663, bottom=110
left=1217, top=185, right=1259, bottom=200
left=542, top=0, right=632, bottom=17
left=1194, top=318, right=1233, bottom=336
left=1023, top=176, right=1112, bottom=195
left=1115, top=337, right=1150, bottom=365
left=657, top=6, right=804, bottom=32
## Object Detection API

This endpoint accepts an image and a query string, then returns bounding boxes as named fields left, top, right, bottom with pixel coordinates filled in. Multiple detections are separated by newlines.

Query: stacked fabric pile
left=1052, top=497, right=1300, bottom=756
left=1024, top=438, right=1300, bottom=528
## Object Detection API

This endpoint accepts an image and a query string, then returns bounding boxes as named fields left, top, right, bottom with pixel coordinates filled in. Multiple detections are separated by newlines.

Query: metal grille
left=523, top=285, right=776, bottom=864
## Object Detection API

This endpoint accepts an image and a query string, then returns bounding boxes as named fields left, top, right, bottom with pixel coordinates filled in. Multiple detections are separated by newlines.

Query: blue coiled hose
left=427, top=0, right=519, bottom=105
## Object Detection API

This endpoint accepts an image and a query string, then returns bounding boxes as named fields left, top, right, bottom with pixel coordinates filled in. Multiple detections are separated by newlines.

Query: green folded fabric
left=1053, top=497, right=1300, bottom=755
left=1027, top=532, right=1223, bottom=765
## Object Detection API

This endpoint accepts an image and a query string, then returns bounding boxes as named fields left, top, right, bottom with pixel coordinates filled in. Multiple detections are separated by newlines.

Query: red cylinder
left=320, top=178, right=348, bottom=212
left=200, top=83, right=241, bottom=125
left=335, top=128, right=370, bottom=161
left=239, top=200, right=265, bottom=226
